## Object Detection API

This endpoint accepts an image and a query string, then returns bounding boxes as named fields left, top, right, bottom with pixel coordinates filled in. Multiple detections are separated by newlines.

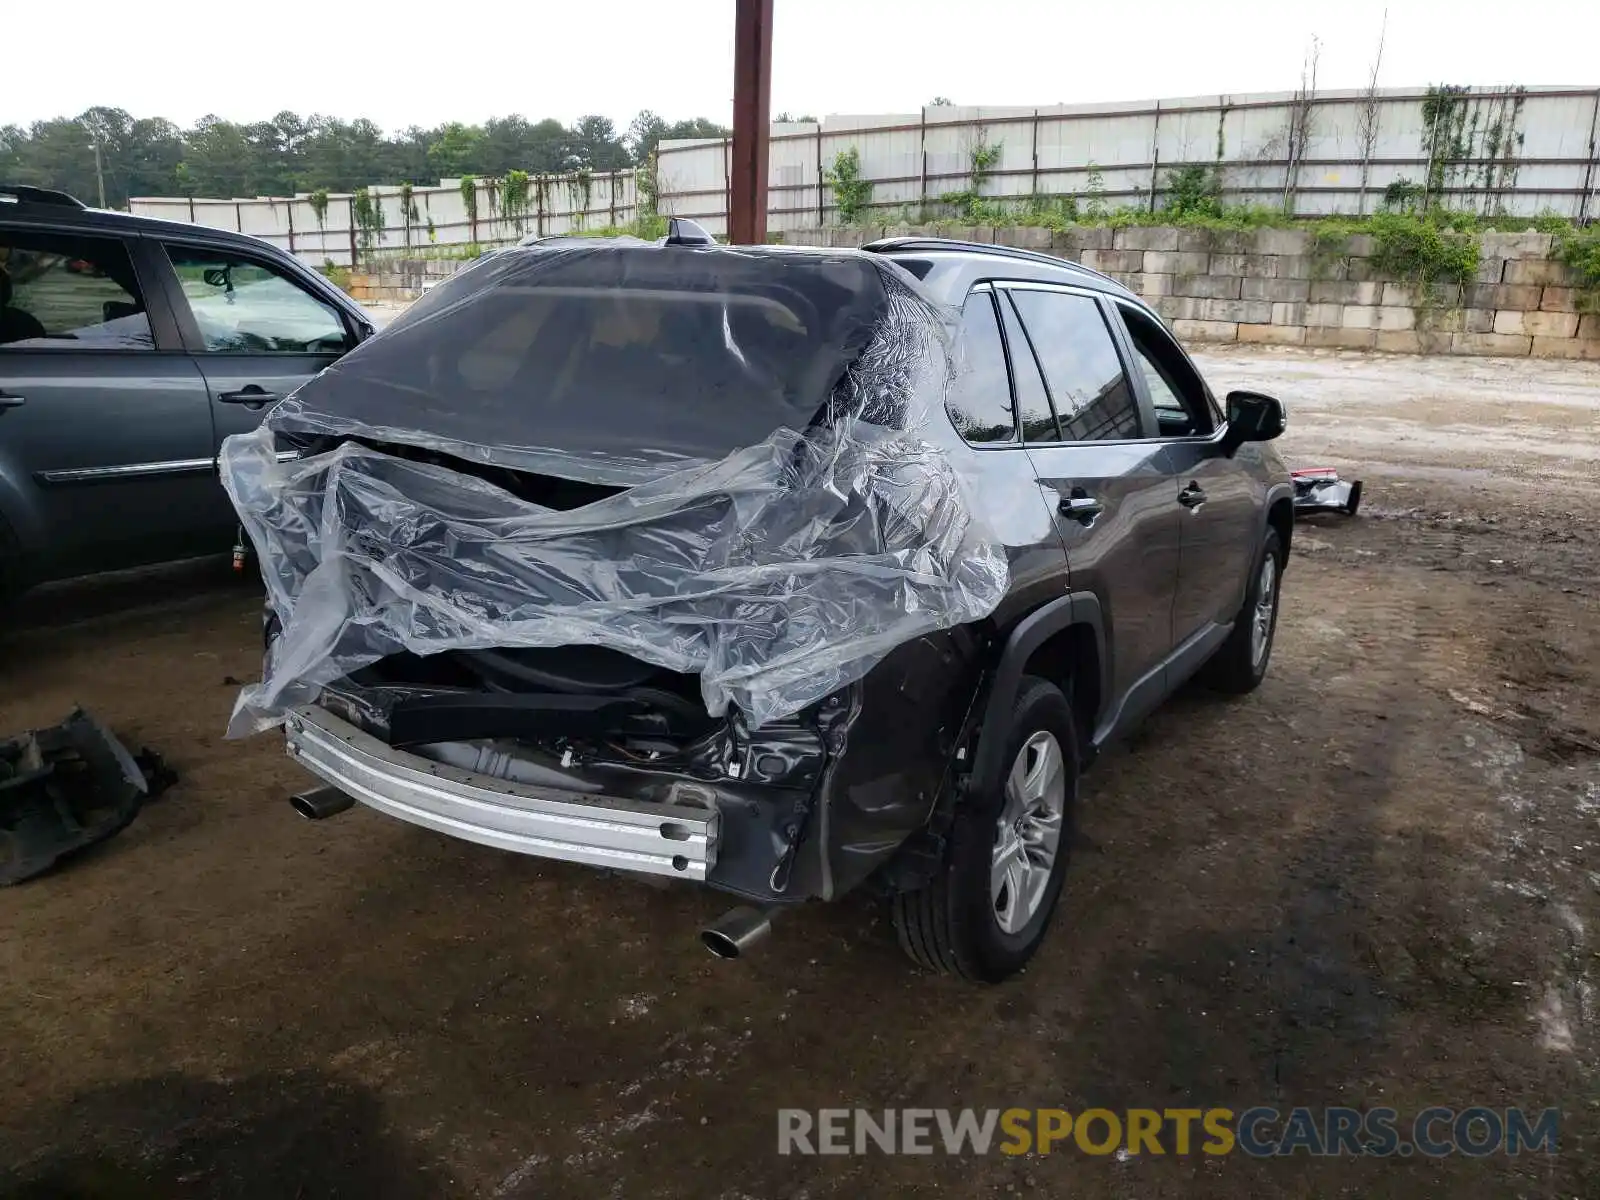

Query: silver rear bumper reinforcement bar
left=282, top=705, right=719, bottom=880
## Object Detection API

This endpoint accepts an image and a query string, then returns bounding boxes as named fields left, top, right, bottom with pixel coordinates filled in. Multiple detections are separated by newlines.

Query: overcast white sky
left=8, top=0, right=1596, bottom=130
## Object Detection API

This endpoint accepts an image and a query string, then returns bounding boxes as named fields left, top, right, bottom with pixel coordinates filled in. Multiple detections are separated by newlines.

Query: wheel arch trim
left=969, top=592, right=1106, bottom=808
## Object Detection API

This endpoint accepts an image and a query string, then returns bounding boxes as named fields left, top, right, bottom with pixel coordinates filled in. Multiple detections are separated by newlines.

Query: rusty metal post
left=815, top=126, right=824, bottom=227
left=730, top=0, right=774, bottom=244
left=1579, top=87, right=1600, bottom=224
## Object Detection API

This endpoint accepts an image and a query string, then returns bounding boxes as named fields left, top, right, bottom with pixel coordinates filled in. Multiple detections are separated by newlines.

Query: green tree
left=426, top=121, right=487, bottom=179
left=122, top=117, right=185, bottom=202
left=0, top=106, right=738, bottom=204
left=625, top=109, right=669, bottom=165
left=568, top=115, right=629, bottom=171
left=183, top=115, right=257, bottom=196
left=383, top=125, right=433, bottom=183
left=664, top=118, right=730, bottom=142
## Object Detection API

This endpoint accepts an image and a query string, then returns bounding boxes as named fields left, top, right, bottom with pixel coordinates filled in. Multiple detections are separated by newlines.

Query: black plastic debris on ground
left=0, top=708, right=176, bottom=885
left=1292, top=467, right=1364, bottom=517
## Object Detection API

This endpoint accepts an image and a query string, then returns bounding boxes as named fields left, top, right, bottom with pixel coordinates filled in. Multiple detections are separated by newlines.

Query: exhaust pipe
left=700, top=906, right=773, bottom=959
left=290, top=785, right=354, bottom=820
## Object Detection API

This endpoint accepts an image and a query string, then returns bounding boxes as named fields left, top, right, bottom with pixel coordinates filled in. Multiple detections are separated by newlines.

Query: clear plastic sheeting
left=221, top=242, right=1009, bottom=734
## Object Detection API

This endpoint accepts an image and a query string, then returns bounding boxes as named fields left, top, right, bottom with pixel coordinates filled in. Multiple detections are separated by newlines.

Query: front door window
left=165, top=248, right=350, bottom=354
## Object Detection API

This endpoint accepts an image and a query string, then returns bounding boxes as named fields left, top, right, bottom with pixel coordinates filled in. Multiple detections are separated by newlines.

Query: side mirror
left=1221, top=390, right=1286, bottom=456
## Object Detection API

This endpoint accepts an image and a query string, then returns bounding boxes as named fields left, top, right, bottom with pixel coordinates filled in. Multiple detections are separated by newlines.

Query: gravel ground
left=2, top=346, right=1598, bottom=1198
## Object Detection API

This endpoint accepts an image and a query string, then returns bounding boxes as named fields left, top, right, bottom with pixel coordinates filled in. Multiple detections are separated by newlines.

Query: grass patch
left=317, top=260, right=352, bottom=291
left=1554, top=224, right=1600, bottom=312
left=1367, top=211, right=1480, bottom=291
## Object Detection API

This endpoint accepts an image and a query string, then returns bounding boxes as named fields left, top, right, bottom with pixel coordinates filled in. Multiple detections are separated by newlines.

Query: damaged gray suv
left=225, top=234, right=1292, bottom=982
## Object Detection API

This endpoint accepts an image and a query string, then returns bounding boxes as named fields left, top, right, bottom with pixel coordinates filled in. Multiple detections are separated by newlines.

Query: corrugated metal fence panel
left=130, top=170, right=640, bottom=265
left=131, top=86, right=1600, bottom=255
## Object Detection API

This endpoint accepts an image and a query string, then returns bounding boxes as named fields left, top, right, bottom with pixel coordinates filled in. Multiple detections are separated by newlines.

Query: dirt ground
left=2, top=346, right=1598, bottom=1198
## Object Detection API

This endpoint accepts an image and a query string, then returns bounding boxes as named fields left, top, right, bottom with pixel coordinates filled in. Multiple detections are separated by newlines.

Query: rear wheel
left=893, top=675, right=1079, bottom=982
left=1200, top=527, right=1283, bottom=694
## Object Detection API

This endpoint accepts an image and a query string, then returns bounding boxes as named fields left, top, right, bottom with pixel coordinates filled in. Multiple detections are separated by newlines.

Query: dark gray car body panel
left=0, top=197, right=373, bottom=585
left=799, top=241, right=1293, bottom=898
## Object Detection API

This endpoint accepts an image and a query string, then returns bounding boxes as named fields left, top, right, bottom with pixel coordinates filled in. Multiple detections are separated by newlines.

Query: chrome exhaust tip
left=290, top=785, right=354, bottom=820
left=700, top=906, right=772, bottom=959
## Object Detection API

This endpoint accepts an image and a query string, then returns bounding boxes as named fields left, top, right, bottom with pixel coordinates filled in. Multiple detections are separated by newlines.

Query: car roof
left=0, top=183, right=291, bottom=254
left=863, top=236, right=1137, bottom=302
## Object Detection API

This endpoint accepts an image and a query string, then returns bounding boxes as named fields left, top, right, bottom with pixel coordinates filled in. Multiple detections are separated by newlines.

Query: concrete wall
left=349, top=227, right=1599, bottom=361
left=785, top=224, right=1599, bottom=359
left=658, top=86, right=1600, bottom=236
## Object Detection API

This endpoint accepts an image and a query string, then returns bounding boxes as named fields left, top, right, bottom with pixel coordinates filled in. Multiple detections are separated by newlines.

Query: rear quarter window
left=944, top=292, right=1016, bottom=444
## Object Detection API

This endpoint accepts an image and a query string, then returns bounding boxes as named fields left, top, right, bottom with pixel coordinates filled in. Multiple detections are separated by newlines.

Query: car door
left=997, top=282, right=1183, bottom=731
left=153, top=240, right=357, bottom=458
left=1110, top=300, right=1258, bottom=645
left=0, top=224, right=219, bottom=578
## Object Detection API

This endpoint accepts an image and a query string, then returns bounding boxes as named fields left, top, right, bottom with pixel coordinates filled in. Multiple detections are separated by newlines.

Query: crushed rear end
left=221, top=242, right=1006, bottom=911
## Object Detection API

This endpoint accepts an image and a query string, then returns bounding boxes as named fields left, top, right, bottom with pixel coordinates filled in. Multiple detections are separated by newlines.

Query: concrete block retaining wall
left=794, top=225, right=1599, bottom=361
left=349, top=227, right=1600, bottom=360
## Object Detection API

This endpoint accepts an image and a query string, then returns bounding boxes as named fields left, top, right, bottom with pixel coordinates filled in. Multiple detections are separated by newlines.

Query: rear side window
left=944, top=292, right=1015, bottom=444
left=1007, top=289, right=1141, bottom=441
left=0, top=231, right=152, bottom=350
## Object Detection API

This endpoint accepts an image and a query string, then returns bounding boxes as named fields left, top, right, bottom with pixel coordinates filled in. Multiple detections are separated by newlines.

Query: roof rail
left=862, top=236, right=1115, bottom=284
left=0, top=184, right=87, bottom=209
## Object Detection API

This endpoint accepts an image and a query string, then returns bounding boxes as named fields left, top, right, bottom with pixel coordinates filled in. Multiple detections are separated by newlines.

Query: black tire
left=1200, top=527, right=1283, bottom=695
left=893, top=675, right=1079, bottom=982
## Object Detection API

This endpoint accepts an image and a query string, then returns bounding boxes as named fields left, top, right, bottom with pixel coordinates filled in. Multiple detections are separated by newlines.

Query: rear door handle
left=1059, top=494, right=1104, bottom=524
left=218, top=386, right=282, bottom=409
left=0, top=391, right=25, bottom=409
left=1178, top=483, right=1207, bottom=509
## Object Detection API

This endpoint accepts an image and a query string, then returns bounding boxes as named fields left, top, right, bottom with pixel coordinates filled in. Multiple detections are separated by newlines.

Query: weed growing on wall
left=1554, top=225, right=1600, bottom=312
left=1164, top=165, right=1223, bottom=219
left=1083, top=164, right=1107, bottom=219
left=1368, top=210, right=1479, bottom=293
left=636, top=151, right=659, bottom=222
left=1019, top=194, right=1079, bottom=227
left=940, top=132, right=1006, bottom=222
left=571, top=168, right=594, bottom=216
left=825, top=147, right=872, bottom=225
left=398, top=183, right=419, bottom=247
left=352, top=188, right=384, bottom=251
left=319, top=258, right=352, bottom=292
left=500, top=170, right=532, bottom=233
